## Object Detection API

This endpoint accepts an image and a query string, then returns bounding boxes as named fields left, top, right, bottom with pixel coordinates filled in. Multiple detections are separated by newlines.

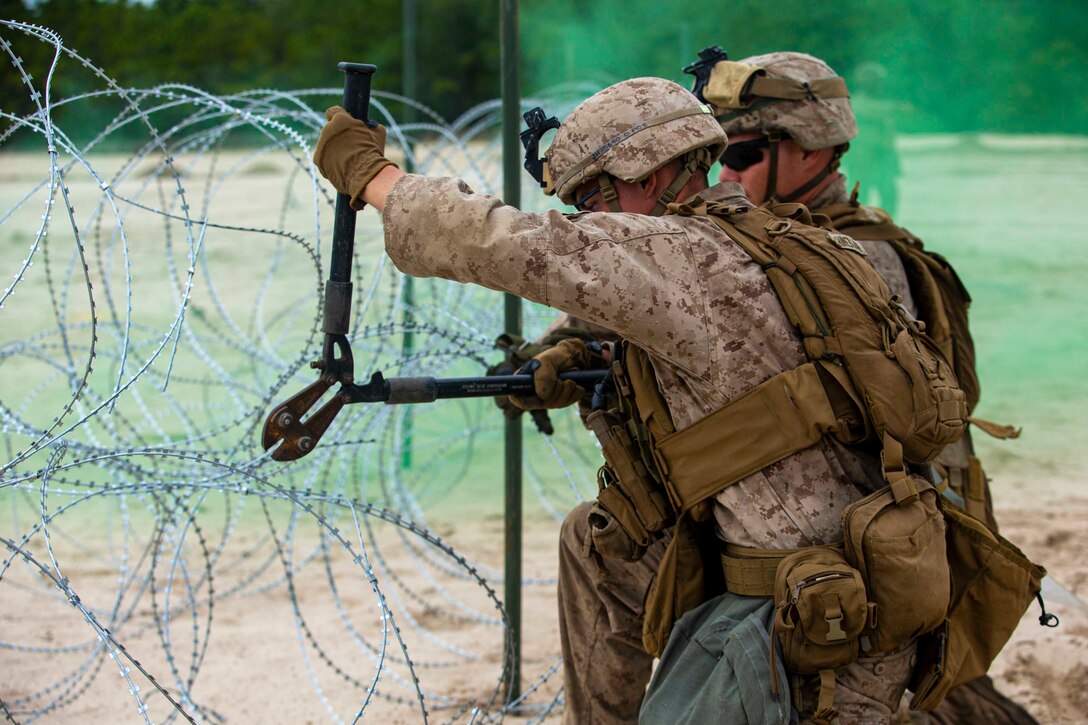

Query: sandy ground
left=2, top=474, right=1087, bottom=724
left=984, top=500, right=1088, bottom=723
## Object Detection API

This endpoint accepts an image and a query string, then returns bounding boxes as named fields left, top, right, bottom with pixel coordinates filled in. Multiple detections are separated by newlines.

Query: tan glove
left=486, top=354, right=555, bottom=435
left=313, top=106, right=398, bottom=210
left=507, top=338, right=597, bottom=411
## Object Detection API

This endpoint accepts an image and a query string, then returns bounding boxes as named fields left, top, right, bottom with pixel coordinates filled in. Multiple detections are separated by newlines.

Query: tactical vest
left=588, top=199, right=969, bottom=657
left=588, top=199, right=1045, bottom=716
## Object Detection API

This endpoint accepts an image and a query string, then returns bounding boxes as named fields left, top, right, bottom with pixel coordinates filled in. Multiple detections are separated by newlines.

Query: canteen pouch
left=910, top=501, right=1046, bottom=710
left=841, top=475, right=950, bottom=655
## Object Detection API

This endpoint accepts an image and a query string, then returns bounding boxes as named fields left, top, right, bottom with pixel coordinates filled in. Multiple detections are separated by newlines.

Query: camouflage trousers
left=896, top=676, right=1038, bottom=725
left=557, top=502, right=916, bottom=724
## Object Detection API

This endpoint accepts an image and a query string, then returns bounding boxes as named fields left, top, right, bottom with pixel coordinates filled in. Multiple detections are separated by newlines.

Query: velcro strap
left=967, top=416, right=1022, bottom=440
left=749, top=75, right=850, bottom=102
left=654, top=363, right=839, bottom=513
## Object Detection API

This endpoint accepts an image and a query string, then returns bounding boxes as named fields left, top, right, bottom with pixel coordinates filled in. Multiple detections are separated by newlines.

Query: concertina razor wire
left=0, top=19, right=606, bottom=723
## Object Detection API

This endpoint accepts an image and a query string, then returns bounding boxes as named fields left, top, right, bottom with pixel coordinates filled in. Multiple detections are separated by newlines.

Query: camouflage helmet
left=713, top=52, right=857, bottom=150
left=546, top=77, right=727, bottom=205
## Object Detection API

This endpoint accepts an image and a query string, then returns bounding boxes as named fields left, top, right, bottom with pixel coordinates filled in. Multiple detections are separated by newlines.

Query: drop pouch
left=909, top=501, right=1045, bottom=710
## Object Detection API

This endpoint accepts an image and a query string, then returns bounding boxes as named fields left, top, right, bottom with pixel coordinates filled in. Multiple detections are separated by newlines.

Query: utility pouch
left=773, top=547, right=868, bottom=724
left=841, top=475, right=949, bottom=656
left=642, top=515, right=705, bottom=658
left=773, top=547, right=868, bottom=673
left=588, top=406, right=674, bottom=552
left=888, top=328, right=968, bottom=461
left=910, top=501, right=1046, bottom=711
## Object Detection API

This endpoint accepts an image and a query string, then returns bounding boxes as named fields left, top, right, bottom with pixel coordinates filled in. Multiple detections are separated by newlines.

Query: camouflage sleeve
left=382, top=173, right=711, bottom=375
left=540, top=313, right=619, bottom=343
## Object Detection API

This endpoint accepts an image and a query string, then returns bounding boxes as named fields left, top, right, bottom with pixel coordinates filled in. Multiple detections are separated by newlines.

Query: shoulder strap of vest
left=819, top=199, right=920, bottom=244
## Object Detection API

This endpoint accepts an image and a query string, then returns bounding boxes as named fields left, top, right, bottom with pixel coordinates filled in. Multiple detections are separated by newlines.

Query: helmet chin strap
left=598, top=147, right=713, bottom=216
left=764, top=130, right=783, bottom=204
left=649, top=147, right=714, bottom=216
left=763, top=132, right=842, bottom=204
left=598, top=174, right=623, bottom=212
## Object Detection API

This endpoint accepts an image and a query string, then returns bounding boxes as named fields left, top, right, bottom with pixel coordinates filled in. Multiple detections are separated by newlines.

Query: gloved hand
left=507, top=338, right=599, bottom=411
left=486, top=355, right=555, bottom=435
left=313, top=106, right=398, bottom=210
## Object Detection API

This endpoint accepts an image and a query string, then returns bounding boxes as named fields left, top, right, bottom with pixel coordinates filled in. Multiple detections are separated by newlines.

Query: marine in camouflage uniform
left=707, top=50, right=1033, bottom=725
left=314, top=77, right=925, bottom=724
left=709, top=52, right=914, bottom=306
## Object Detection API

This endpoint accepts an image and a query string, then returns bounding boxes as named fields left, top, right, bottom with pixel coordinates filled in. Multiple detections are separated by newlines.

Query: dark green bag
left=641, top=593, right=793, bottom=725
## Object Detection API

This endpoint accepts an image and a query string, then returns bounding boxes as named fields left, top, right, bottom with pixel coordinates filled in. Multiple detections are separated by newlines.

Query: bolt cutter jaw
left=261, top=371, right=390, bottom=461
left=261, top=376, right=341, bottom=461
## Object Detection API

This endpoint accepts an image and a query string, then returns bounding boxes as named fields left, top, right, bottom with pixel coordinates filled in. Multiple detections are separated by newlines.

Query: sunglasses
left=572, top=185, right=602, bottom=212
left=720, top=137, right=772, bottom=172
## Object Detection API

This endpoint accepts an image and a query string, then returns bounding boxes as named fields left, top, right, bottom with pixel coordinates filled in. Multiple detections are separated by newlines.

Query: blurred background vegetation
left=1, top=0, right=1085, bottom=484
left=2, top=0, right=1085, bottom=133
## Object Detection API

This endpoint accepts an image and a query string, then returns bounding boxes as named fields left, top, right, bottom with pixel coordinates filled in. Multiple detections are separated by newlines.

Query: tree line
left=2, top=0, right=1085, bottom=135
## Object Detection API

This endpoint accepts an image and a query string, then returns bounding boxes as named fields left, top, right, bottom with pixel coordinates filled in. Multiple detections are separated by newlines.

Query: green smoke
left=521, top=0, right=1087, bottom=134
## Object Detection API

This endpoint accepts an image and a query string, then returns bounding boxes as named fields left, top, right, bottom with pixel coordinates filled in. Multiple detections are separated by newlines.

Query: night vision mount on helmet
left=521, top=106, right=560, bottom=194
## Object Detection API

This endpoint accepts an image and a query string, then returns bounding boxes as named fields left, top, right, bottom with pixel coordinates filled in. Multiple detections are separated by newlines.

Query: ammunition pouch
left=588, top=406, right=674, bottom=551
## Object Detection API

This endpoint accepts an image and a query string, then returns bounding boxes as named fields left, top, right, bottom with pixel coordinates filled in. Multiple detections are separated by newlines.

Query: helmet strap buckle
left=600, top=175, right=622, bottom=213
left=765, top=130, right=784, bottom=203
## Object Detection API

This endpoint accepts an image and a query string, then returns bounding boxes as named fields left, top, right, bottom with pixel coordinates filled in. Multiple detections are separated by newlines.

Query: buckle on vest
left=825, top=595, right=847, bottom=642
left=765, top=219, right=792, bottom=237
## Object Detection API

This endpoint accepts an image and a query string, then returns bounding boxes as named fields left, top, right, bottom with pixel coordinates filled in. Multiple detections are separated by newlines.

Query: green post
left=400, top=0, right=418, bottom=470
left=500, top=0, right=523, bottom=707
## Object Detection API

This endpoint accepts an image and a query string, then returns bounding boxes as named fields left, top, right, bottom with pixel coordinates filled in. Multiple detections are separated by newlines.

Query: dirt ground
left=2, top=473, right=1087, bottom=723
